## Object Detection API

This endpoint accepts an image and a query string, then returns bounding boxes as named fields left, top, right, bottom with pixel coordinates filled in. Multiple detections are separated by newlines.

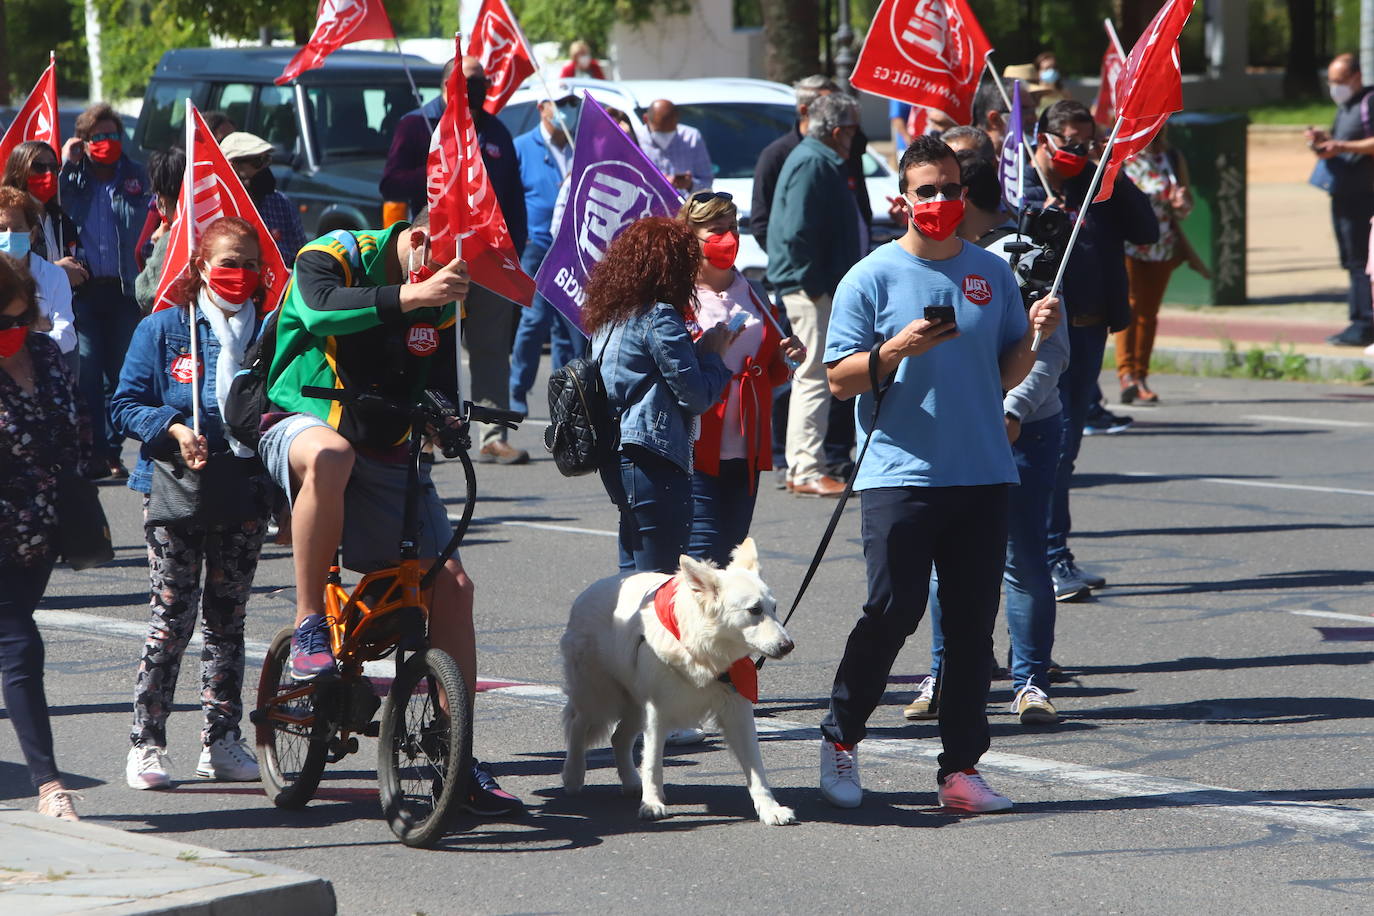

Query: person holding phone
left=677, top=192, right=805, bottom=567
left=640, top=100, right=714, bottom=193
left=817, top=135, right=1059, bottom=813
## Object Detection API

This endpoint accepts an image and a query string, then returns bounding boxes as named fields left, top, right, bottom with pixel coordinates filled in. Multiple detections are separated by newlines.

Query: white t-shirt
left=693, top=272, right=765, bottom=460
left=27, top=252, right=76, bottom=354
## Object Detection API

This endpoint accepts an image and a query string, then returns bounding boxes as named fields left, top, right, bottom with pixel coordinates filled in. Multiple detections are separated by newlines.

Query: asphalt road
left=5, top=370, right=1374, bottom=915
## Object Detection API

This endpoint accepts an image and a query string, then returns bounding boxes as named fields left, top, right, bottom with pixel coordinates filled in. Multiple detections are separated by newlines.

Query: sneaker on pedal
left=902, top=675, right=938, bottom=720
left=937, top=769, right=1013, bottom=812
left=289, top=613, right=335, bottom=681
left=1064, top=559, right=1105, bottom=589
left=1010, top=685, right=1059, bottom=725
left=819, top=740, right=862, bottom=808
left=1051, top=559, right=1091, bottom=602
left=464, top=760, right=524, bottom=816
left=197, top=735, right=260, bottom=781
left=126, top=744, right=172, bottom=790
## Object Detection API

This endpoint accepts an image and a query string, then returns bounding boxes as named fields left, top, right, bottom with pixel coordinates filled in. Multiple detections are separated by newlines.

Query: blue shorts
left=258, top=413, right=456, bottom=574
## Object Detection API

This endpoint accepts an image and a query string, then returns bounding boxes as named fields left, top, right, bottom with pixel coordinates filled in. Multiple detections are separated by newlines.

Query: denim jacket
left=593, top=302, right=731, bottom=473
left=59, top=154, right=152, bottom=297
left=111, top=305, right=261, bottom=494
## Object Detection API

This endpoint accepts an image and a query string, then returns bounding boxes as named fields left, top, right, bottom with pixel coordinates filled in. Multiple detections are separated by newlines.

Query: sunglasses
left=690, top=191, right=733, bottom=205
left=907, top=182, right=964, bottom=202
left=0, top=314, right=31, bottom=331
left=235, top=154, right=271, bottom=170
left=88, top=131, right=120, bottom=143
left=30, top=161, right=58, bottom=175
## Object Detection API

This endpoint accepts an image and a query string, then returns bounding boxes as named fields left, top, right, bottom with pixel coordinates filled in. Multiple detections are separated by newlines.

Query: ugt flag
left=999, top=80, right=1025, bottom=211
left=1094, top=22, right=1126, bottom=127
left=427, top=34, right=533, bottom=306
left=1094, top=0, right=1194, bottom=203
left=467, top=0, right=537, bottom=115
left=0, top=54, right=59, bottom=165
left=850, top=0, right=991, bottom=125
left=535, top=94, right=681, bottom=334
left=152, top=103, right=290, bottom=315
left=276, top=0, right=396, bottom=85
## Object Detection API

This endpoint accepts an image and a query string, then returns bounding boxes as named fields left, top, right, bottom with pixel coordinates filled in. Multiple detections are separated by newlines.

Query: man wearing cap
left=220, top=131, right=306, bottom=267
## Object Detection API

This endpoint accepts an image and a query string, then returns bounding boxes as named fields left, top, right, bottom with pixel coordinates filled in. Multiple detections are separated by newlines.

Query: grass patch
left=1225, top=100, right=1332, bottom=125
left=176, top=851, right=200, bottom=862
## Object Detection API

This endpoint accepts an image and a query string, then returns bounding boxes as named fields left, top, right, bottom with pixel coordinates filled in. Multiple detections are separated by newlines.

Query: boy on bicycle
left=259, top=210, right=523, bottom=815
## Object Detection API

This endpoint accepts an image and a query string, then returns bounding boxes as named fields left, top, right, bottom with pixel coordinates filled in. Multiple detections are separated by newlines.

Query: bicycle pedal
left=363, top=721, right=380, bottom=738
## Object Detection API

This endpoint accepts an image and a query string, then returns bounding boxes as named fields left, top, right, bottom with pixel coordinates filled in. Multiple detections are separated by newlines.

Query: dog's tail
left=562, top=700, right=611, bottom=750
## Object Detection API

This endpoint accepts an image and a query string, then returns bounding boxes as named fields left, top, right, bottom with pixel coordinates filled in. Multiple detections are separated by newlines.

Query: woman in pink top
left=679, top=192, right=804, bottom=565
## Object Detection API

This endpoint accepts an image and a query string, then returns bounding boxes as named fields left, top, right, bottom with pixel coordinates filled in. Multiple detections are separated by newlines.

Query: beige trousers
left=782, top=290, right=832, bottom=483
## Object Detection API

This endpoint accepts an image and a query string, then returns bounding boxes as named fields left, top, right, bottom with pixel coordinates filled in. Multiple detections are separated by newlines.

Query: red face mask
left=1047, top=139, right=1088, bottom=179
left=701, top=231, right=739, bottom=270
left=205, top=266, right=260, bottom=306
left=27, top=172, right=57, bottom=203
left=0, top=325, right=29, bottom=358
left=908, top=198, right=965, bottom=242
left=407, top=240, right=434, bottom=285
left=87, top=139, right=122, bottom=165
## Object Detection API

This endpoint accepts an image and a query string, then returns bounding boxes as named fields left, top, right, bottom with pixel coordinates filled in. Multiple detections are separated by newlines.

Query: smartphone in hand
left=924, top=305, right=957, bottom=327
left=727, top=312, right=748, bottom=334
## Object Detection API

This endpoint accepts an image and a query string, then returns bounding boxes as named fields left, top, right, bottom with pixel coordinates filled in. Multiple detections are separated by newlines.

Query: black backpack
left=223, top=308, right=285, bottom=450
left=544, top=333, right=617, bottom=477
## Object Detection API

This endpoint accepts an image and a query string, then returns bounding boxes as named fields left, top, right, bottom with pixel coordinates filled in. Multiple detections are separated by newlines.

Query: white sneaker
left=664, top=728, right=707, bottom=746
left=196, top=735, right=260, bottom=781
left=1010, top=685, right=1059, bottom=725
left=902, top=675, right=938, bottom=720
left=938, top=769, right=1013, bottom=812
left=819, top=740, right=862, bottom=808
left=126, top=745, right=172, bottom=790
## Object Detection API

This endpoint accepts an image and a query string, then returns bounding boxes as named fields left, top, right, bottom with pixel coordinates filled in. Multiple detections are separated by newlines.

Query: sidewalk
left=0, top=804, right=334, bottom=915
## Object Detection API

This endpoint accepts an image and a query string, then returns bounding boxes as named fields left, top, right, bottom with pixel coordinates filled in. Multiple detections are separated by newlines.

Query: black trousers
left=0, top=561, right=58, bottom=788
left=821, top=485, right=1008, bottom=779
left=1331, top=191, right=1374, bottom=331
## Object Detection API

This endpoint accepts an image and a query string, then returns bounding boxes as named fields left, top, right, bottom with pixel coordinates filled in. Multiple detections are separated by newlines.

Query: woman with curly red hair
left=584, top=216, right=734, bottom=573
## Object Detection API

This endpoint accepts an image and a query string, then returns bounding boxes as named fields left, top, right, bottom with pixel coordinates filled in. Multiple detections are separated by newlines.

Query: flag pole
left=1104, top=18, right=1127, bottom=59
left=394, top=39, right=432, bottom=132
left=451, top=33, right=465, bottom=408
left=185, top=98, right=201, bottom=438
left=983, top=52, right=1052, bottom=195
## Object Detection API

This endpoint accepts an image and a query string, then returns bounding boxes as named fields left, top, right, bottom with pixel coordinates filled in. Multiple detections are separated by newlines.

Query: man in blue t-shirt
left=817, top=135, right=1059, bottom=814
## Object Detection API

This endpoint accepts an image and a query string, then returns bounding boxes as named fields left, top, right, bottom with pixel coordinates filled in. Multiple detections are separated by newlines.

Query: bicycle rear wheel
left=377, top=648, right=472, bottom=847
left=255, top=627, right=329, bottom=809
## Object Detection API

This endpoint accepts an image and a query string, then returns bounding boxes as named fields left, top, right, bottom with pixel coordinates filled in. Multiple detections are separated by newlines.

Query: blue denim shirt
left=59, top=155, right=152, bottom=297
left=111, top=306, right=261, bottom=494
left=593, top=302, right=731, bottom=473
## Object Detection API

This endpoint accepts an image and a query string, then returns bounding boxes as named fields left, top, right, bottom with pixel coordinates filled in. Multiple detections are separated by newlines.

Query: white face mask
left=577, top=54, right=591, bottom=67
left=198, top=273, right=246, bottom=314
left=1331, top=82, right=1355, bottom=106
left=650, top=129, right=676, bottom=147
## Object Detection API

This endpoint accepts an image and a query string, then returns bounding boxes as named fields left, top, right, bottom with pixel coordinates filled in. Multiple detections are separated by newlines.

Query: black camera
left=1001, top=207, right=1072, bottom=310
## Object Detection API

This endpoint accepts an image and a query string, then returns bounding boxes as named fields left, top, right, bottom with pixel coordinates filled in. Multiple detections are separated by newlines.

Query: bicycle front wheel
left=254, top=627, right=329, bottom=809
left=377, top=648, right=473, bottom=847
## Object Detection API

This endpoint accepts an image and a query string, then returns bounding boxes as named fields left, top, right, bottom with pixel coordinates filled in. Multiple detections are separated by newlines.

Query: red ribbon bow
left=653, top=576, right=758, bottom=704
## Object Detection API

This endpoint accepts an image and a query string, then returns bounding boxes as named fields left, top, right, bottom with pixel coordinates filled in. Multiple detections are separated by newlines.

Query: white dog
left=559, top=538, right=797, bottom=825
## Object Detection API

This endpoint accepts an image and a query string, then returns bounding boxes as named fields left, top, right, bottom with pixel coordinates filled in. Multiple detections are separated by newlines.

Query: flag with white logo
left=275, top=0, right=397, bottom=86
left=467, top=0, right=537, bottom=115
left=1093, top=21, right=1126, bottom=127
left=0, top=54, right=58, bottom=165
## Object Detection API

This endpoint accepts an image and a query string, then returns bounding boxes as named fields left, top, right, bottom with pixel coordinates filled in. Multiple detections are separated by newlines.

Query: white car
left=496, top=77, right=901, bottom=282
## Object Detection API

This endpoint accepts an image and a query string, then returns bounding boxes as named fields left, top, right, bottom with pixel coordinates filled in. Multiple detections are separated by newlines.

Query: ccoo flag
left=276, top=0, right=396, bottom=85
left=467, top=0, right=537, bottom=115
left=0, top=54, right=59, bottom=165
left=151, top=104, right=290, bottom=315
left=849, top=0, right=992, bottom=125
left=1094, top=0, right=1194, bottom=203
left=535, top=94, right=682, bottom=334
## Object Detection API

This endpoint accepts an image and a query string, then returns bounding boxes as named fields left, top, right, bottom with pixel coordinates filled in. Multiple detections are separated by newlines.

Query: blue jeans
left=1046, top=323, right=1108, bottom=565
left=688, top=459, right=759, bottom=567
left=929, top=416, right=1059, bottom=692
left=0, top=561, right=58, bottom=787
left=74, top=282, right=140, bottom=460
left=601, top=445, right=693, bottom=574
left=508, top=243, right=586, bottom=414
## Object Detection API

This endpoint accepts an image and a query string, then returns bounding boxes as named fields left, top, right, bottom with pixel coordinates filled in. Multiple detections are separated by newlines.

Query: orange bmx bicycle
left=249, top=385, right=520, bottom=848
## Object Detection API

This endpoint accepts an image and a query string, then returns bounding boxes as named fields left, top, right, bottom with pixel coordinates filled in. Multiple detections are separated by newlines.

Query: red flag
left=151, top=105, right=290, bottom=315
left=0, top=56, right=59, bottom=164
left=1093, top=27, right=1125, bottom=127
left=1093, top=0, right=1193, bottom=203
left=275, top=0, right=396, bottom=86
left=849, top=0, right=991, bottom=125
left=467, top=0, right=537, bottom=115
left=427, top=36, right=534, bottom=306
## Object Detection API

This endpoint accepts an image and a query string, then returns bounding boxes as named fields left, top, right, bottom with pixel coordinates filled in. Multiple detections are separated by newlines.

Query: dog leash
left=757, top=342, right=890, bottom=669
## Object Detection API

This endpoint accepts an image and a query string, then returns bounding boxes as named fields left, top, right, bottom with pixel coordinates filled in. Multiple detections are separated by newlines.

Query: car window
left=210, top=83, right=255, bottom=135
left=141, top=81, right=201, bottom=152
left=306, top=84, right=438, bottom=160
left=863, top=151, right=889, bottom=178
left=664, top=103, right=795, bottom=180
left=250, top=85, right=298, bottom=157
left=495, top=101, right=541, bottom=138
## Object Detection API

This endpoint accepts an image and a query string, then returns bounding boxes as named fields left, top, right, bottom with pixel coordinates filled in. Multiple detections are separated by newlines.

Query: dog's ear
left=729, top=537, right=760, bottom=574
left=678, top=554, right=720, bottom=603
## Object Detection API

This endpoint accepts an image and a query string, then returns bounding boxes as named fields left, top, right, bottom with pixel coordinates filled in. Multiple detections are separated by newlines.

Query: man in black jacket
left=1022, top=100, right=1157, bottom=600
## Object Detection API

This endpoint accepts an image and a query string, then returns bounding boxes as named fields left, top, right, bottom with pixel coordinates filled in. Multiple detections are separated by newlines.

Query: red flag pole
left=184, top=98, right=201, bottom=436
left=982, top=51, right=1052, bottom=195
left=451, top=33, right=465, bottom=407
left=1104, top=18, right=1127, bottom=60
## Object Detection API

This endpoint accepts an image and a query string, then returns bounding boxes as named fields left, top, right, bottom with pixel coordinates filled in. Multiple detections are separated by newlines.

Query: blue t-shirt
left=823, top=240, right=1027, bottom=490
left=888, top=100, right=912, bottom=121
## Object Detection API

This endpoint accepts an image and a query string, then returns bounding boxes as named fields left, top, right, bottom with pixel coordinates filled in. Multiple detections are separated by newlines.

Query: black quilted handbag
left=145, top=451, right=270, bottom=528
left=544, top=352, right=616, bottom=477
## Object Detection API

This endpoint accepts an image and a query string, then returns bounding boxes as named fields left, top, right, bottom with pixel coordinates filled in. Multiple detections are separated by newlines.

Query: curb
left=0, top=806, right=335, bottom=915
left=1145, top=343, right=1373, bottom=380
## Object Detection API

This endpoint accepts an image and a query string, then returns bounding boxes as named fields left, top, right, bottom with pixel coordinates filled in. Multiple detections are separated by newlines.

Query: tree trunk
left=1284, top=0, right=1321, bottom=98
left=1118, top=0, right=1163, bottom=47
left=761, top=0, right=820, bottom=85
left=0, top=0, right=11, bottom=104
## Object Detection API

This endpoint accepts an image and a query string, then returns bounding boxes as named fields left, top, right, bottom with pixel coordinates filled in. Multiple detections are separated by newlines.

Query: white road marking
left=1121, top=471, right=1374, bottom=499
left=500, top=520, right=618, bottom=538
left=1290, top=609, right=1374, bottom=623
left=38, top=609, right=1374, bottom=839
left=1242, top=413, right=1372, bottom=429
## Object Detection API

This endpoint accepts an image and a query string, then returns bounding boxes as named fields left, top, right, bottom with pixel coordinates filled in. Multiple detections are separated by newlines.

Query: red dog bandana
left=654, top=576, right=758, bottom=703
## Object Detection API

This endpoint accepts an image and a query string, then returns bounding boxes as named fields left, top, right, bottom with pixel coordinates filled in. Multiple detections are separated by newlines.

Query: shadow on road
left=1108, top=568, right=1374, bottom=596
left=1077, top=522, right=1374, bottom=539
left=1072, top=695, right=1374, bottom=726
left=1070, top=651, right=1374, bottom=676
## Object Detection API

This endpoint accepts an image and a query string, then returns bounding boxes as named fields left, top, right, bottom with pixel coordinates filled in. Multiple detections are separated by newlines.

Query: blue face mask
left=0, top=231, right=30, bottom=259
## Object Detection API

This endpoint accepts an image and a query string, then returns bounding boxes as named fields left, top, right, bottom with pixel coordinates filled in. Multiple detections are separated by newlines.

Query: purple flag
left=536, top=94, right=683, bottom=335
left=999, top=79, right=1024, bottom=211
